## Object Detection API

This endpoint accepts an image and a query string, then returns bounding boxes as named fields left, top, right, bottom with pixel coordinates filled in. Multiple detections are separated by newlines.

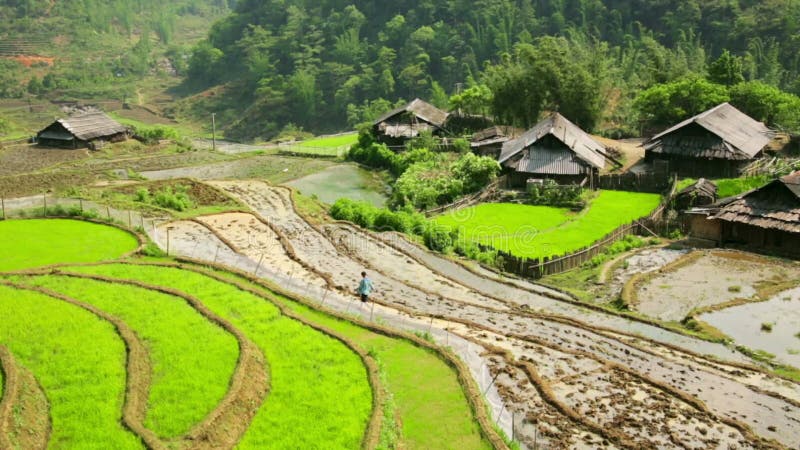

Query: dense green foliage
left=330, top=198, right=497, bottom=261
left=135, top=184, right=195, bottom=212
left=348, top=134, right=500, bottom=210
left=17, top=275, right=240, bottom=438
left=0, top=1, right=229, bottom=100
left=185, top=0, right=800, bottom=139
left=634, top=78, right=800, bottom=130
left=0, top=285, right=143, bottom=448
left=69, top=264, right=373, bottom=449
left=0, top=219, right=138, bottom=271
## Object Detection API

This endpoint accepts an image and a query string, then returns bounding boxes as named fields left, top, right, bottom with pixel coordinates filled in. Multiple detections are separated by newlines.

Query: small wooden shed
left=498, top=113, right=608, bottom=187
left=372, top=98, right=448, bottom=146
left=675, top=178, right=718, bottom=210
left=37, top=112, right=129, bottom=149
left=643, top=103, right=773, bottom=178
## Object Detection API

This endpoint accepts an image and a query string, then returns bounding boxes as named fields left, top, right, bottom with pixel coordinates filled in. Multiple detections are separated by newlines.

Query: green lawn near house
left=437, top=190, right=661, bottom=260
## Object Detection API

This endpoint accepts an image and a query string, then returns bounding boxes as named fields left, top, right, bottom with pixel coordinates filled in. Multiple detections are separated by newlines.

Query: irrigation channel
left=5, top=184, right=800, bottom=449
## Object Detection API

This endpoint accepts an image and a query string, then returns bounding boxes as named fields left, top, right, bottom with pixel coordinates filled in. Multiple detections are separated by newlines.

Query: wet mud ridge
left=165, top=180, right=800, bottom=449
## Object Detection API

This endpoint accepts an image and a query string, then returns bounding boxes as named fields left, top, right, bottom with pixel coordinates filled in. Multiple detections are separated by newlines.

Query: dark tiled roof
left=46, top=112, right=128, bottom=141
left=644, top=103, right=773, bottom=160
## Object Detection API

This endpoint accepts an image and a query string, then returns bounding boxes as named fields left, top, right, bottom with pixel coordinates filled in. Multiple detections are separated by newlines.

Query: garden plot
left=206, top=180, right=800, bottom=448
left=194, top=212, right=326, bottom=289
left=634, top=250, right=800, bottom=322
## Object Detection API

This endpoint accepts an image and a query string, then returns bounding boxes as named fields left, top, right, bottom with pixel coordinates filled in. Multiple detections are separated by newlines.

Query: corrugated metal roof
left=51, top=112, right=128, bottom=141
left=508, top=146, right=587, bottom=175
left=373, top=98, right=448, bottom=128
left=498, top=113, right=606, bottom=169
left=644, top=103, right=773, bottom=160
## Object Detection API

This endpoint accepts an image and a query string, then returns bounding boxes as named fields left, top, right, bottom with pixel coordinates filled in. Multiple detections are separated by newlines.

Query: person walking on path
left=357, top=271, right=374, bottom=303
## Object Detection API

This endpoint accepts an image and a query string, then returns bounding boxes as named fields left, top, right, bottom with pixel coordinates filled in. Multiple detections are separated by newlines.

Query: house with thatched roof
left=470, top=126, right=523, bottom=158
left=643, top=103, right=773, bottom=178
left=37, top=112, right=129, bottom=149
left=372, top=98, right=448, bottom=146
left=498, top=113, right=609, bottom=187
left=686, top=172, right=800, bottom=257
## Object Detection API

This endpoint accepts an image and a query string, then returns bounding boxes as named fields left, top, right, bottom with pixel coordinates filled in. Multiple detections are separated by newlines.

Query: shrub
left=135, top=125, right=181, bottom=144
left=528, top=179, right=584, bottom=208
left=422, top=224, right=456, bottom=253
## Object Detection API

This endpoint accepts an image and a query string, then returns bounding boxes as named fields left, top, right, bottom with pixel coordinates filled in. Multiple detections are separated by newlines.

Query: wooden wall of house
left=721, top=221, right=800, bottom=258
left=646, top=153, right=748, bottom=178
left=686, top=214, right=722, bottom=242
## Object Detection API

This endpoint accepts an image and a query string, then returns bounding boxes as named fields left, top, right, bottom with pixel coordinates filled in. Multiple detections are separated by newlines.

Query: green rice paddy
left=0, top=219, right=138, bottom=271
left=67, top=263, right=372, bottom=449
left=437, top=190, right=661, bottom=259
left=298, top=133, right=358, bottom=148
left=0, top=217, right=494, bottom=448
left=10, top=275, right=239, bottom=439
left=0, top=285, right=142, bottom=448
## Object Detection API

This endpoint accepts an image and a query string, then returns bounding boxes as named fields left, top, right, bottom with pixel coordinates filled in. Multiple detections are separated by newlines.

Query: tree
left=729, top=81, right=800, bottom=131
left=633, top=77, right=730, bottom=129
left=485, top=37, right=603, bottom=130
left=708, top=50, right=745, bottom=86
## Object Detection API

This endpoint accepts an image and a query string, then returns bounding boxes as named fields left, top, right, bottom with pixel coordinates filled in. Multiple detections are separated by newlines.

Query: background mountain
left=181, top=0, right=800, bottom=140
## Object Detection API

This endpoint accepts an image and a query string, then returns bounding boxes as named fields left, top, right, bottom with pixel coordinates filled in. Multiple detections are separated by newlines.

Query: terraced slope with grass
left=9, top=274, right=239, bottom=439
left=67, top=263, right=373, bottom=449
left=0, top=284, right=142, bottom=448
left=0, top=219, right=139, bottom=271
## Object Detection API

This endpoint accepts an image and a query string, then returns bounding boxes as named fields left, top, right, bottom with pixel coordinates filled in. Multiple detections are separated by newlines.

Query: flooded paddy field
left=633, top=250, right=800, bottom=322
left=285, top=164, right=388, bottom=207
left=701, top=287, right=800, bottom=367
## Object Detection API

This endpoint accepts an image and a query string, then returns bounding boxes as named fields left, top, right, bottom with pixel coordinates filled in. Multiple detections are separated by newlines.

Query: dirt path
left=173, top=180, right=800, bottom=449
left=0, top=345, right=50, bottom=450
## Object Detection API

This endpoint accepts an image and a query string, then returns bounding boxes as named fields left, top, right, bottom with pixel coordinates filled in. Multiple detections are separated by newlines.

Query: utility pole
left=211, top=113, right=217, bottom=152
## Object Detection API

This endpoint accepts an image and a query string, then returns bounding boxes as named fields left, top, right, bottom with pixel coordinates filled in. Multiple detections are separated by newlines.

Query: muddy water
left=635, top=253, right=791, bottom=322
left=285, top=165, right=388, bottom=207
left=702, top=287, right=800, bottom=368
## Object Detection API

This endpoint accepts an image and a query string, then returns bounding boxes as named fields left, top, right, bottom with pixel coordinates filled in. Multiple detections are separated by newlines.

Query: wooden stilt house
left=372, top=99, right=448, bottom=147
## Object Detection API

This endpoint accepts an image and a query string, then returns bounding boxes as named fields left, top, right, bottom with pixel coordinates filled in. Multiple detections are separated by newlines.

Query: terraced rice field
left=0, top=219, right=139, bottom=271
left=0, top=218, right=493, bottom=449
left=200, top=180, right=800, bottom=449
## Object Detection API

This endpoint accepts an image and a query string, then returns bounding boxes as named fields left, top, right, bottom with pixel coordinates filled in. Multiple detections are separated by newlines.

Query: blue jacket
left=358, top=277, right=374, bottom=295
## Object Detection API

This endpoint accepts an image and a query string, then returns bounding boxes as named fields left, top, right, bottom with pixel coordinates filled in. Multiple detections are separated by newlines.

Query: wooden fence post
left=1, top=197, right=4, bottom=220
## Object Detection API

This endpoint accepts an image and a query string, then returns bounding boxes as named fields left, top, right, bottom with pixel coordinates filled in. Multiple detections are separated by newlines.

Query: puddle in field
left=701, top=287, right=800, bottom=368
left=285, top=164, right=388, bottom=207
